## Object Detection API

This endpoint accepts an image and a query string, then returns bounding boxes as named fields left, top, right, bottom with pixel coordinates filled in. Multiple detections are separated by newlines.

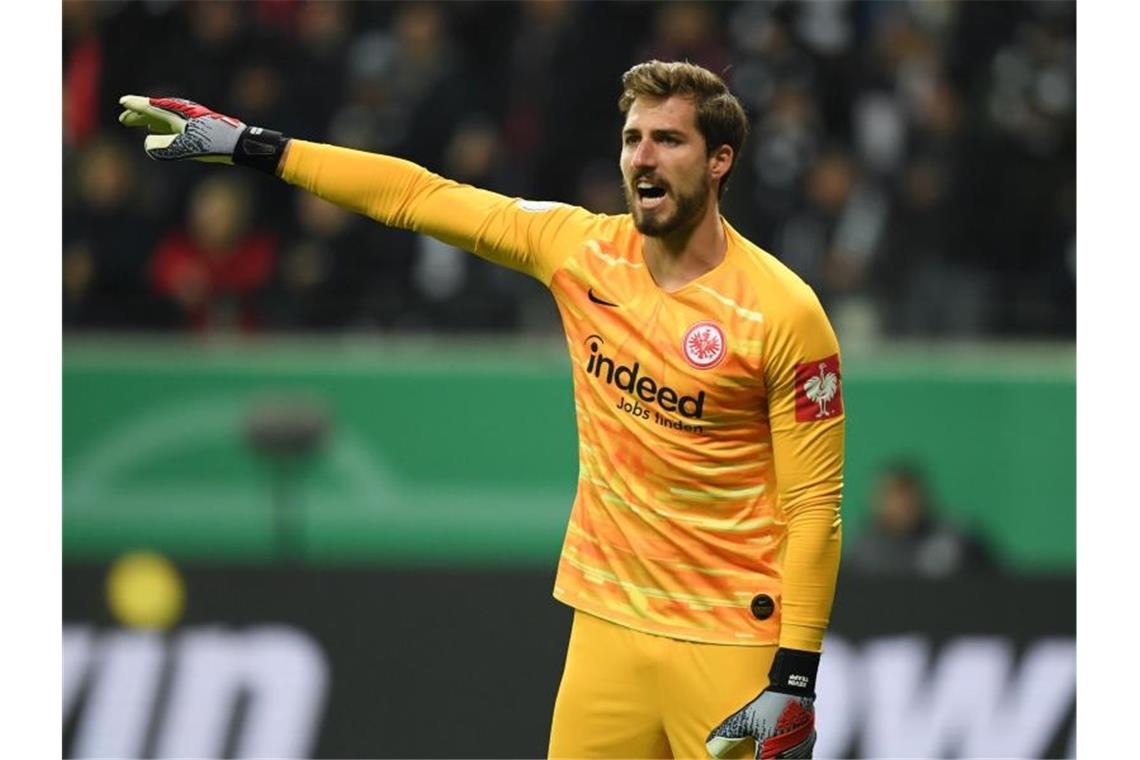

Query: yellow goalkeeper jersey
left=282, top=142, right=845, bottom=650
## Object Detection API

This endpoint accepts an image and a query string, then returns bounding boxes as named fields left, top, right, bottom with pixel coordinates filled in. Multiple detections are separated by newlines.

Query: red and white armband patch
left=794, top=354, right=843, bottom=421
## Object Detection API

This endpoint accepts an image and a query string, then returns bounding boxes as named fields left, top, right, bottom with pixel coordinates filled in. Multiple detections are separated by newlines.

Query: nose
left=630, top=139, right=656, bottom=171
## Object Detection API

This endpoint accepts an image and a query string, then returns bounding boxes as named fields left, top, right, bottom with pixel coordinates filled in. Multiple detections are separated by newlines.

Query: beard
left=624, top=173, right=711, bottom=238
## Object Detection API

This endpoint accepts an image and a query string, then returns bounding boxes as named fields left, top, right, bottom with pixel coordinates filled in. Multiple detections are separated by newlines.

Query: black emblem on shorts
left=750, top=594, right=775, bottom=620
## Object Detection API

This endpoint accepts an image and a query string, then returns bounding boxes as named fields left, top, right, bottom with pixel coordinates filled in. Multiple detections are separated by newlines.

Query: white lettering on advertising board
left=64, top=625, right=328, bottom=759
left=815, top=634, right=1076, bottom=758
left=63, top=628, right=1073, bottom=758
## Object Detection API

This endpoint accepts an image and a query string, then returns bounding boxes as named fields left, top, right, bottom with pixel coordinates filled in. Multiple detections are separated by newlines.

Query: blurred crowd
left=63, top=0, right=1075, bottom=338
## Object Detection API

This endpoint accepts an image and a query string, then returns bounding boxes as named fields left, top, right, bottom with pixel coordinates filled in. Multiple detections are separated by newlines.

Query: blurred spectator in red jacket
left=63, top=0, right=104, bottom=150
left=150, top=176, right=276, bottom=332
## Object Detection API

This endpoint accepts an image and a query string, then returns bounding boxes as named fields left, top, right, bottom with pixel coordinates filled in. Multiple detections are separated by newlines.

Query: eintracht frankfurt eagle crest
left=682, top=321, right=727, bottom=369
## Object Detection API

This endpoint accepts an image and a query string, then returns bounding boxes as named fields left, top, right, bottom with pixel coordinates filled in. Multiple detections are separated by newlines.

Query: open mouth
left=635, top=180, right=668, bottom=209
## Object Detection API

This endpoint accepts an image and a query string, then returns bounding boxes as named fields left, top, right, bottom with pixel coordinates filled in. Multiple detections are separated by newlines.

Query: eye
left=662, top=135, right=680, bottom=146
left=624, top=134, right=639, bottom=146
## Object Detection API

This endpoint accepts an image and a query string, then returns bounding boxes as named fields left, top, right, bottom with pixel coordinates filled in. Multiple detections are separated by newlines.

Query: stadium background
left=62, top=1, right=1075, bottom=758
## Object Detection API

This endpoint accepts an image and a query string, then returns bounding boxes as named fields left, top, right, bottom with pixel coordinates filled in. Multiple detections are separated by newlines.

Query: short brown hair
left=619, top=60, right=749, bottom=199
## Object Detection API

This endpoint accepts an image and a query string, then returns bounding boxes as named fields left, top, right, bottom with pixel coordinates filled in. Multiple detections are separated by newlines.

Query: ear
left=708, top=144, right=734, bottom=184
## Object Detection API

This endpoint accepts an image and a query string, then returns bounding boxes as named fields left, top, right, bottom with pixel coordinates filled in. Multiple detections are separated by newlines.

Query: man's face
left=620, top=95, right=716, bottom=237
left=876, top=477, right=924, bottom=535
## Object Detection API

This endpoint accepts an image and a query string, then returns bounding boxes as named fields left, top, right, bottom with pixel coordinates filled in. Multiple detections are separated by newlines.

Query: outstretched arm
left=278, top=140, right=588, bottom=283
left=118, top=95, right=601, bottom=285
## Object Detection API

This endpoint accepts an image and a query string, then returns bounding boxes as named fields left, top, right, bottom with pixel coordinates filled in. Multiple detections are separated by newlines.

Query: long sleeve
left=280, top=139, right=603, bottom=286
left=763, top=284, right=845, bottom=652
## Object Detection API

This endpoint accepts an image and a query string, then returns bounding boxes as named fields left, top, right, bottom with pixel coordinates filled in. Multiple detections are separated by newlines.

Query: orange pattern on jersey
left=548, top=226, right=819, bottom=644
left=281, top=142, right=844, bottom=648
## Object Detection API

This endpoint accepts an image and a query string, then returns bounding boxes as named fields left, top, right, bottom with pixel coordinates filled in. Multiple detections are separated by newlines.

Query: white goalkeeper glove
left=117, top=95, right=288, bottom=173
left=706, top=648, right=819, bottom=759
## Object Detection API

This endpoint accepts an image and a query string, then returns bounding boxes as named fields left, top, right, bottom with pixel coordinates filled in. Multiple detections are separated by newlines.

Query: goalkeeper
left=120, top=60, right=844, bottom=760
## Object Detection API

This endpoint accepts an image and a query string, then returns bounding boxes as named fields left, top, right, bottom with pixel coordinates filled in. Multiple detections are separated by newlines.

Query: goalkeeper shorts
left=548, top=610, right=777, bottom=759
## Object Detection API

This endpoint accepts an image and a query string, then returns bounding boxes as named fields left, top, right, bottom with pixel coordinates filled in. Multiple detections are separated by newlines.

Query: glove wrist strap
left=767, top=648, right=820, bottom=698
left=233, top=126, right=290, bottom=175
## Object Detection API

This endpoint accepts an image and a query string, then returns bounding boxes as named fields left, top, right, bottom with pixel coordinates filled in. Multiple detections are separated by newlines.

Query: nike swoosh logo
left=588, top=288, right=619, bottom=308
